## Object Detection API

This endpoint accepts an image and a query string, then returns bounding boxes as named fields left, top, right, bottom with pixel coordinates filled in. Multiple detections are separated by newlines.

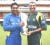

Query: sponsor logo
left=28, top=25, right=37, bottom=29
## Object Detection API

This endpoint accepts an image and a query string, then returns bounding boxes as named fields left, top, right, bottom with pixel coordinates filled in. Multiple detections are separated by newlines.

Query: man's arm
left=3, top=15, right=24, bottom=31
left=39, top=13, right=47, bottom=30
left=27, top=28, right=42, bottom=36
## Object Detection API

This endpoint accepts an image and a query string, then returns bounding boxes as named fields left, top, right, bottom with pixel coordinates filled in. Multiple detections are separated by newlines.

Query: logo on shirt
left=28, top=25, right=37, bottom=29
left=17, top=20, right=20, bottom=23
left=10, top=19, right=15, bottom=25
left=33, top=19, right=35, bottom=21
left=11, top=23, right=15, bottom=25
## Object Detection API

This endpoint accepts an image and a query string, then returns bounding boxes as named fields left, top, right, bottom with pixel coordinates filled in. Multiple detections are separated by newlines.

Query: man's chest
left=27, top=15, right=36, bottom=23
left=9, top=17, right=21, bottom=25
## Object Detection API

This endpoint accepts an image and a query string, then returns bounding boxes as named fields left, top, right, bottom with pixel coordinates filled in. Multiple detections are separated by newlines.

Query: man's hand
left=19, top=21, right=24, bottom=27
left=27, top=31, right=33, bottom=36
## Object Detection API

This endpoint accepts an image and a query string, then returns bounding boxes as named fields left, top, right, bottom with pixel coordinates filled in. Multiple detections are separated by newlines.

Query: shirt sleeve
left=39, top=13, right=47, bottom=30
left=3, top=15, right=21, bottom=31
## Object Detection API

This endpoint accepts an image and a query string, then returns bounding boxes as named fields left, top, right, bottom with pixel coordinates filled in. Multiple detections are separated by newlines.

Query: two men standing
left=3, top=2, right=47, bottom=45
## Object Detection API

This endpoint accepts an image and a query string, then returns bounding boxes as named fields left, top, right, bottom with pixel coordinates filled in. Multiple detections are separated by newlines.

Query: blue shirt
left=3, top=13, right=22, bottom=37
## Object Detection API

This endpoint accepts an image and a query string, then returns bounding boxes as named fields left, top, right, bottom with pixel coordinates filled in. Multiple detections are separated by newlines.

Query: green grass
left=0, top=25, right=6, bottom=45
left=0, top=25, right=50, bottom=45
left=41, top=25, right=50, bottom=45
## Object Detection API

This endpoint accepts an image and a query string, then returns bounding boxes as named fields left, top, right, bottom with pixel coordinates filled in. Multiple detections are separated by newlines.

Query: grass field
left=0, top=25, right=50, bottom=45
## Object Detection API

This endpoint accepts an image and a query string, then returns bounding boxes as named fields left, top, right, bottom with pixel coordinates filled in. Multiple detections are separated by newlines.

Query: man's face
left=29, top=3, right=36, bottom=13
left=11, top=5, right=19, bottom=15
